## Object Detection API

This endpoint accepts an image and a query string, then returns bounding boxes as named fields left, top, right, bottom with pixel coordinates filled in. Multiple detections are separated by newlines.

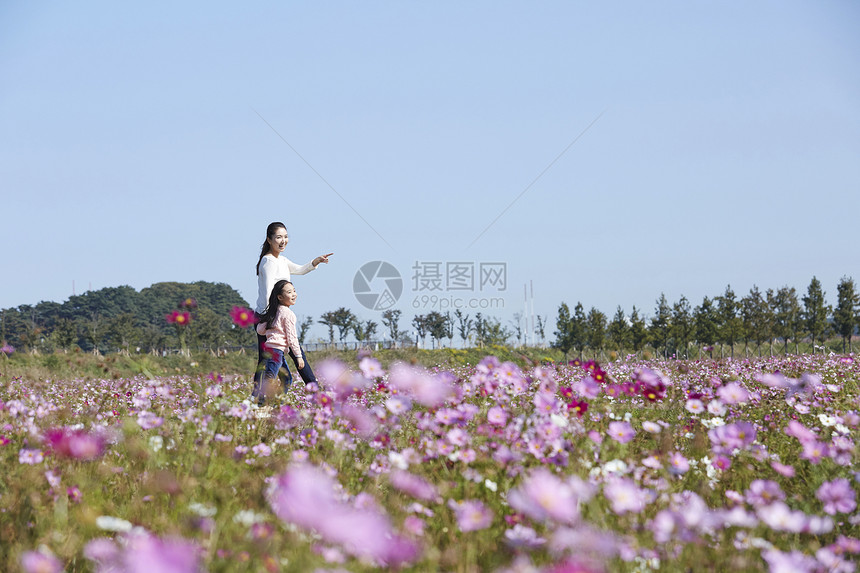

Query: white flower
left=149, top=435, right=163, bottom=452
left=603, top=459, right=628, bottom=474
left=233, top=510, right=264, bottom=526
left=550, top=413, right=568, bottom=428
left=642, top=421, right=661, bottom=434
left=484, top=478, right=498, bottom=492
left=188, top=503, right=217, bottom=517
left=818, top=414, right=838, bottom=427
left=388, top=451, right=409, bottom=470
left=96, top=516, right=133, bottom=532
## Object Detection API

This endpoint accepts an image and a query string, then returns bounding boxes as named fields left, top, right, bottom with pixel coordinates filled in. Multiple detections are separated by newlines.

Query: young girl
left=253, top=280, right=305, bottom=404
left=253, top=221, right=332, bottom=391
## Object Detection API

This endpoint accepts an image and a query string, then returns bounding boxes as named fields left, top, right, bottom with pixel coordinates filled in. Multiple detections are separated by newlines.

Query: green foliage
left=0, top=282, right=253, bottom=355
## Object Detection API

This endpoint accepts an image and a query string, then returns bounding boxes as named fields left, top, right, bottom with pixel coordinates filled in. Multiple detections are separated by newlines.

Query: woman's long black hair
left=259, top=280, right=291, bottom=329
left=256, top=222, right=287, bottom=276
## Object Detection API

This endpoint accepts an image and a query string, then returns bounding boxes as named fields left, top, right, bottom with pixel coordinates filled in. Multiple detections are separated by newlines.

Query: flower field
left=2, top=352, right=858, bottom=572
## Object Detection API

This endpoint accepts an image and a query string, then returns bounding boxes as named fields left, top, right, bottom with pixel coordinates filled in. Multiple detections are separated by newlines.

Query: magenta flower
left=44, top=427, right=107, bottom=461
left=608, top=421, right=635, bottom=444
left=0, top=343, right=14, bottom=356
left=229, top=306, right=256, bottom=328
left=165, top=310, right=191, bottom=326
left=451, top=499, right=493, bottom=532
left=817, top=478, right=857, bottom=515
left=20, top=549, right=62, bottom=573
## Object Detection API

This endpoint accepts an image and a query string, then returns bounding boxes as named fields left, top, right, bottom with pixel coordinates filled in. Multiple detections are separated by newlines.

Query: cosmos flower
left=608, top=421, right=635, bottom=444
left=817, top=478, right=857, bottom=515
left=451, top=499, right=493, bottom=532
left=229, top=306, right=256, bottom=328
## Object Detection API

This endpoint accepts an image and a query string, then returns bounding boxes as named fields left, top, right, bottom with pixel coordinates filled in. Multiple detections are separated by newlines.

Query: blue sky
left=2, top=1, right=859, bottom=343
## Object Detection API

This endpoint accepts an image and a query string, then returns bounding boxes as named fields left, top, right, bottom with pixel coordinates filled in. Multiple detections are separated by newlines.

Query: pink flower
left=389, top=363, right=453, bottom=408
left=487, top=405, right=508, bottom=426
left=800, top=440, right=829, bottom=464
left=84, top=533, right=203, bottom=573
left=390, top=470, right=439, bottom=502
left=229, top=306, right=256, bottom=328
left=668, top=452, right=689, bottom=475
left=608, top=421, right=635, bottom=444
left=716, top=382, right=749, bottom=405
left=20, top=549, right=62, bottom=573
left=359, top=356, right=384, bottom=379
left=44, top=427, right=107, bottom=461
left=507, top=468, right=581, bottom=524
left=604, top=478, right=648, bottom=515
left=451, top=499, right=493, bottom=532
left=137, top=411, right=164, bottom=430
left=267, top=464, right=418, bottom=565
left=817, top=478, right=857, bottom=515
left=19, top=448, right=44, bottom=465
left=771, top=461, right=795, bottom=477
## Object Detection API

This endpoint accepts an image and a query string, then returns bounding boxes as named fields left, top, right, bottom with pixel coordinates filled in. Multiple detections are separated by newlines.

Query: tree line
left=553, top=276, right=860, bottom=358
left=309, top=309, right=514, bottom=348
left=0, top=282, right=254, bottom=355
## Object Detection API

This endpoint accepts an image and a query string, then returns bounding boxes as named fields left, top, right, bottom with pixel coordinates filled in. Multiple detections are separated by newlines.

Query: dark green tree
left=454, top=310, right=473, bottom=347
left=694, top=296, right=719, bottom=355
left=802, top=276, right=831, bottom=353
left=553, top=303, right=574, bottom=356
left=607, top=306, right=631, bottom=351
left=649, top=293, right=672, bottom=357
left=671, top=295, right=693, bottom=358
left=584, top=307, right=607, bottom=357
left=629, top=306, right=649, bottom=353
left=834, top=276, right=859, bottom=353
left=717, top=285, right=741, bottom=358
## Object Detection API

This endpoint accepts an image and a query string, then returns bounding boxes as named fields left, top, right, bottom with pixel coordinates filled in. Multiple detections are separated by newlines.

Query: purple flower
left=451, top=499, right=493, bottom=532
left=716, top=382, right=749, bottom=405
left=20, top=549, right=62, bottom=573
left=608, top=421, right=635, bottom=444
left=745, top=480, right=785, bottom=507
left=817, top=478, right=857, bottom=515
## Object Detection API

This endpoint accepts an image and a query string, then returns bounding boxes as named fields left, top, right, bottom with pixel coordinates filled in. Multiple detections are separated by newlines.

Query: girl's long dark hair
left=256, top=222, right=287, bottom=276
left=260, top=280, right=291, bottom=329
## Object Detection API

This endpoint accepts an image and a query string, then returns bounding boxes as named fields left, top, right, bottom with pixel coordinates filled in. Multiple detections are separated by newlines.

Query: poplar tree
left=802, top=276, right=831, bottom=353
left=834, top=276, right=859, bottom=352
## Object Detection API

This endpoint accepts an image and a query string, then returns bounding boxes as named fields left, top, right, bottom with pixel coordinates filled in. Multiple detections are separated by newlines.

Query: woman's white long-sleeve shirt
left=256, top=305, right=302, bottom=357
left=255, top=253, right=315, bottom=314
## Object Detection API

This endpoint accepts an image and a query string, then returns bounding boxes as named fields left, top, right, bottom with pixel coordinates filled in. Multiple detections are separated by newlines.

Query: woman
left=253, top=221, right=332, bottom=394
